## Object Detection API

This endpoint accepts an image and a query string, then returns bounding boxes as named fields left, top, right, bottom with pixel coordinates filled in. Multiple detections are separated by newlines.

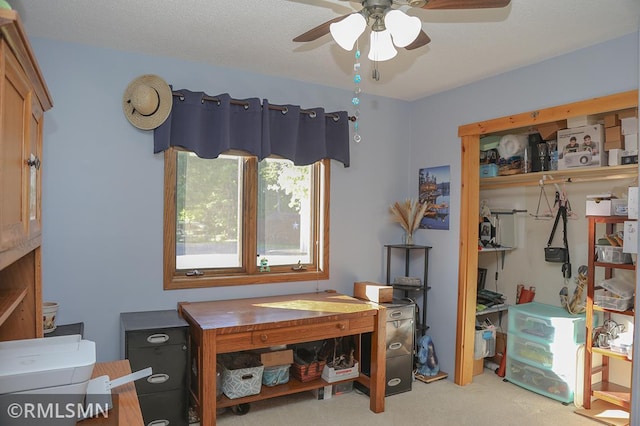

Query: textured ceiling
left=12, top=0, right=640, bottom=101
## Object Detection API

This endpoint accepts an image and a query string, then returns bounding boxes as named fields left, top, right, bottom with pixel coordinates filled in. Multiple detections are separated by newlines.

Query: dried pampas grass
left=390, top=199, right=427, bottom=242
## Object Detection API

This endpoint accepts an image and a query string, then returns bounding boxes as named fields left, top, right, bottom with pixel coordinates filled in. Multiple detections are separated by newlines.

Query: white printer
left=0, top=334, right=95, bottom=395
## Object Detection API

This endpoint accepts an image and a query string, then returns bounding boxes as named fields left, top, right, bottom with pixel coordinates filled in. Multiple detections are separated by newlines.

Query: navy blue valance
left=154, top=89, right=350, bottom=167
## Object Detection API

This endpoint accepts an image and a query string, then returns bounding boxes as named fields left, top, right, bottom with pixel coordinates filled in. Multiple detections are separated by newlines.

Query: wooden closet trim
left=455, top=89, right=639, bottom=386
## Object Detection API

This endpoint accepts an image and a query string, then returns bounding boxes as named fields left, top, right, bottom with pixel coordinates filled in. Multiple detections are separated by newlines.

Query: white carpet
left=216, top=369, right=599, bottom=426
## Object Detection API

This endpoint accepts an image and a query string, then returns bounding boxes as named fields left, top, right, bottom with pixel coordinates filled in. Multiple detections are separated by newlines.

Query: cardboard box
left=608, top=148, right=623, bottom=166
left=618, top=108, right=638, bottom=119
left=536, top=120, right=566, bottom=141
left=567, top=115, right=597, bottom=128
left=622, top=150, right=638, bottom=165
left=586, top=199, right=615, bottom=216
left=625, top=133, right=638, bottom=151
left=259, top=349, right=293, bottom=367
left=321, top=362, right=359, bottom=383
left=557, top=124, right=606, bottom=169
left=310, top=385, right=333, bottom=400
left=605, top=138, right=624, bottom=151
left=473, top=358, right=484, bottom=376
left=628, top=187, right=638, bottom=219
left=621, top=117, right=639, bottom=136
left=605, top=125, right=623, bottom=143
left=353, top=281, right=392, bottom=303
left=604, top=113, right=620, bottom=128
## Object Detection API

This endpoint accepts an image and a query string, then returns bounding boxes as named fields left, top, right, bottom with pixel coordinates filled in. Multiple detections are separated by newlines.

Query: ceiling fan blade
left=404, top=30, right=431, bottom=50
left=293, top=14, right=351, bottom=42
left=422, top=0, right=510, bottom=9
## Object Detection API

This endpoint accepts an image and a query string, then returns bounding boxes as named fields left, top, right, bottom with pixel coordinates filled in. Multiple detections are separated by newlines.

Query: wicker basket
left=291, top=360, right=326, bottom=382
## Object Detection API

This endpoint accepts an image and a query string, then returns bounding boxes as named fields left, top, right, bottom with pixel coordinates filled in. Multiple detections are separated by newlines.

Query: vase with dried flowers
left=390, top=198, right=427, bottom=245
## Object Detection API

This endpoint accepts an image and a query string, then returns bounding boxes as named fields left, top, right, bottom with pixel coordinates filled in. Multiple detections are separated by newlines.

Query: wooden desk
left=179, top=291, right=386, bottom=426
left=78, top=360, right=144, bottom=426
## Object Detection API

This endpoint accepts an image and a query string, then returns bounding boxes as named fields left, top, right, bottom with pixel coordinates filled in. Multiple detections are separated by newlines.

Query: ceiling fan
left=293, top=0, right=511, bottom=61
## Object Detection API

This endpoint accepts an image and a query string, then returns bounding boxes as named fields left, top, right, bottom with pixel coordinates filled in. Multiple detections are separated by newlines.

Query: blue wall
left=408, top=32, right=639, bottom=376
left=32, top=31, right=638, bottom=375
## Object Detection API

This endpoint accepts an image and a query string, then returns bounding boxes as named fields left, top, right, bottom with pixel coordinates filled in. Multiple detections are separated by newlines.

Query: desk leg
left=200, top=330, right=217, bottom=426
left=369, top=307, right=386, bottom=413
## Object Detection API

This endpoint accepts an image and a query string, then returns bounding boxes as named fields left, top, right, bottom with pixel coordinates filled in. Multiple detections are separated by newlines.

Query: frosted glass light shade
left=330, top=13, right=367, bottom=51
left=368, top=29, right=397, bottom=62
left=385, top=9, right=421, bottom=48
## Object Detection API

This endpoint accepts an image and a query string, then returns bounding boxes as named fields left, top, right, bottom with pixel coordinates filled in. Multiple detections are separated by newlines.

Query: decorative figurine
left=259, top=257, right=270, bottom=272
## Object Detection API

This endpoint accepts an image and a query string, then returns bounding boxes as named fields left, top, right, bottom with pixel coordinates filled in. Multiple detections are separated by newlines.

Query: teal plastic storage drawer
left=508, top=302, right=585, bottom=345
left=505, top=357, right=574, bottom=404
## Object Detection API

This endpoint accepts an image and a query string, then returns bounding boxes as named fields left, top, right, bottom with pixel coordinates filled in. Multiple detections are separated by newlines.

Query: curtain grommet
left=309, top=111, right=317, bottom=118
left=281, top=107, right=288, bottom=115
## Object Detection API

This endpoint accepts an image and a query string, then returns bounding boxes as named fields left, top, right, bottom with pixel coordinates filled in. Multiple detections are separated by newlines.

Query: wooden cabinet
left=456, top=90, right=638, bottom=386
left=0, top=10, right=53, bottom=341
left=583, top=216, right=635, bottom=414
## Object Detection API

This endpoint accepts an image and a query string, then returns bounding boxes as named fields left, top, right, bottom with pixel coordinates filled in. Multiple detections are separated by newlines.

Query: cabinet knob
left=260, top=334, right=268, bottom=342
left=337, top=323, right=346, bottom=330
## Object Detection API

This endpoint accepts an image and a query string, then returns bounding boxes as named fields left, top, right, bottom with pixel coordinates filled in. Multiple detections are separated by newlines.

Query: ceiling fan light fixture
left=368, top=29, right=397, bottom=62
left=384, top=9, right=421, bottom=48
left=329, top=13, right=367, bottom=51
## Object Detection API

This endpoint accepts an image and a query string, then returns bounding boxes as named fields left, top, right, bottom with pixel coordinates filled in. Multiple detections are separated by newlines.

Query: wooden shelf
left=592, top=347, right=632, bottom=362
left=217, top=376, right=356, bottom=408
left=593, top=305, right=635, bottom=316
left=592, top=381, right=631, bottom=410
left=594, top=261, right=636, bottom=270
left=0, top=288, right=28, bottom=326
left=480, top=164, right=637, bottom=190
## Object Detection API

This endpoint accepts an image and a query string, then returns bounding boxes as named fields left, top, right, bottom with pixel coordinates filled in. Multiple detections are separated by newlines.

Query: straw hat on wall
left=122, top=74, right=172, bottom=130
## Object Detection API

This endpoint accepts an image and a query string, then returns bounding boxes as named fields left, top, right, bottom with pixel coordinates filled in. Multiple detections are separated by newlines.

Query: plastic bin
left=595, top=245, right=633, bottom=264
left=594, top=290, right=634, bottom=311
left=262, top=364, right=290, bottom=387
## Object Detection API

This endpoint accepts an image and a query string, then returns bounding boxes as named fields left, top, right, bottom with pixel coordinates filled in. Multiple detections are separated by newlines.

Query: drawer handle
left=147, top=373, right=169, bottom=384
left=389, top=310, right=403, bottom=319
left=388, top=342, right=403, bottom=351
left=336, top=323, right=346, bottom=330
left=260, top=334, right=268, bottom=342
left=147, top=333, right=170, bottom=344
left=147, top=420, right=170, bottom=426
left=387, top=378, right=402, bottom=387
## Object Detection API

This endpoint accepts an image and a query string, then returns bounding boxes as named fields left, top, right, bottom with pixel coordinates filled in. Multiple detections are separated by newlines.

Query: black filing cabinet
left=358, top=300, right=415, bottom=396
left=121, top=310, right=189, bottom=426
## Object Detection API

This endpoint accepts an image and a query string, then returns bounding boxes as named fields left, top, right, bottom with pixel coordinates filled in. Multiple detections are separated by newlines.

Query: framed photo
left=479, top=221, right=494, bottom=242
left=418, top=165, right=450, bottom=230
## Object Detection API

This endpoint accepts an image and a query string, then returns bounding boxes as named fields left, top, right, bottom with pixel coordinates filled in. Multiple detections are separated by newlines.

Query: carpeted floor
left=215, top=369, right=602, bottom=426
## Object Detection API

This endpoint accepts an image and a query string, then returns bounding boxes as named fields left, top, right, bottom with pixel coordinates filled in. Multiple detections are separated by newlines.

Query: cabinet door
left=0, top=43, right=32, bottom=252
left=27, top=97, right=43, bottom=240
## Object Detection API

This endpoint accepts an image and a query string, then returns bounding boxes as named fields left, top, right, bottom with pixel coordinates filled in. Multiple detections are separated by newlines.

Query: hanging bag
left=544, top=204, right=572, bottom=278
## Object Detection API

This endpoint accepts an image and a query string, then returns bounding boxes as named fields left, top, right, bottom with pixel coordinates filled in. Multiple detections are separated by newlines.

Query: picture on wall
left=419, top=165, right=450, bottom=230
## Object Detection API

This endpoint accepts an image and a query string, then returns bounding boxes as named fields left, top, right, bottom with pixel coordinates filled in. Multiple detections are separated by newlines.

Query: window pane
left=176, top=152, right=242, bottom=270
left=257, top=159, right=313, bottom=266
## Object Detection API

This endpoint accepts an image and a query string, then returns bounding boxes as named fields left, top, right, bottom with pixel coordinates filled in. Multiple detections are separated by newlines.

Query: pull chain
left=352, top=41, right=362, bottom=143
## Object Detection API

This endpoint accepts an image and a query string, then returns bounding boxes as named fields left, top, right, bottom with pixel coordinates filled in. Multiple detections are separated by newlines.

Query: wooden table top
left=179, top=291, right=378, bottom=332
left=77, top=359, right=143, bottom=426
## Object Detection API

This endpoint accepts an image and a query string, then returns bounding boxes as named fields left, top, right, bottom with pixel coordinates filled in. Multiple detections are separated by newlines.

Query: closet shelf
left=591, top=382, right=631, bottom=410
left=0, top=288, right=28, bottom=326
left=480, top=164, right=637, bottom=190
